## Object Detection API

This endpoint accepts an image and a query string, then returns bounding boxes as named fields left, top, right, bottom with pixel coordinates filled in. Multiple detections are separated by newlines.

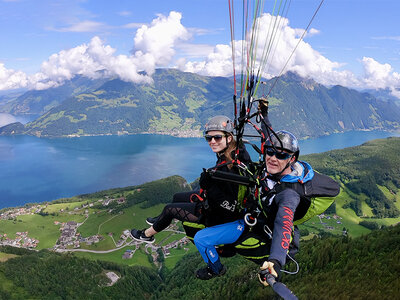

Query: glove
left=257, top=259, right=281, bottom=287
left=199, top=169, right=212, bottom=190
left=258, top=98, right=269, bottom=112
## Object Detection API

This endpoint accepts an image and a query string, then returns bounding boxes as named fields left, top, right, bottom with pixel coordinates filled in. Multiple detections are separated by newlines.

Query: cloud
left=371, top=36, right=400, bottom=41
left=176, top=43, right=216, bottom=59
left=183, top=44, right=233, bottom=77
left=0, top=11, right=189, bottom=90
left=118, top=11, right=132, bottom=17
left=0, top=63, right=29, bottom=90
left=0, top=113, right=17, bottom=127
left=181, top=14, right=337, bottom=79
left=179, top=13, right=400, bottom=98
left=1, top=10, right=399, bottom=99
left=133, top=11, right=190, bottom=70
left=54, top=20, right=105, bottom=32
left=360, top=57, right=400, bottom=96
left=122, top=22, right=145, bottom=29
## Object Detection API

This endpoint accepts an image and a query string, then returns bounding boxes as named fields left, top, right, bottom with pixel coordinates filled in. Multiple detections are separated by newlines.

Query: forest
left=1, top=223, right=399, bottom=299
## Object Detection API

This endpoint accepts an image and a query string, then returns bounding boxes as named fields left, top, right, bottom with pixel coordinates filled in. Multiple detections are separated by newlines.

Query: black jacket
left=200, top=146, right=252, bottom=226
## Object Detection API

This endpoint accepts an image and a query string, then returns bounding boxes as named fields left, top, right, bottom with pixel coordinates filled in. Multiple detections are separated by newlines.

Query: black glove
left=199, top=169, right=212, bottom=190
left=258, top=259, right=281, bottom=287
left=258, top=98, right=269, bottom=113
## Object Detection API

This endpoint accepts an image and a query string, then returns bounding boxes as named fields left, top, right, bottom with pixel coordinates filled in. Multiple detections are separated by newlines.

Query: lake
left=1, top=130, right=399, bottom=209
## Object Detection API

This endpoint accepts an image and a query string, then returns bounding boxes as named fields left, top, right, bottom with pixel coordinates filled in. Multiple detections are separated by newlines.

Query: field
left=2, top=172, right=400, bottom=273
left=0, top=252, right=18, bottom=262
left=0, top=212, right=86, bottom=249
left=300, top=185, right=400, bottom=238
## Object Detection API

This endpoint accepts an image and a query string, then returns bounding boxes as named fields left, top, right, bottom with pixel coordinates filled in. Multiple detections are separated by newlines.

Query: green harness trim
left=235, top=237, right=266, bottom=249
left=182, top=221, right=206, bottom=229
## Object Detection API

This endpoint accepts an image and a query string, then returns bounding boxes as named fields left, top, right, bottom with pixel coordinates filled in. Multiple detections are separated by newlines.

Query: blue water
left=0, top=130, right=399, bottom=209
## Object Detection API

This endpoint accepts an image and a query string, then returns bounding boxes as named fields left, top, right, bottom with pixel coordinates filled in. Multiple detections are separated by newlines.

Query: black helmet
left=204, top=115, right=234, bottom=135
left=265, top=130, right=299, bottom=159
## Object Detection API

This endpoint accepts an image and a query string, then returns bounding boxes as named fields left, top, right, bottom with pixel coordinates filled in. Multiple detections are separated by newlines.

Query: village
left=0, top=199, right=191, bottom=266
left=0, top=199, right=345, bottom=264
left=0, top=204, right=44, bottom=220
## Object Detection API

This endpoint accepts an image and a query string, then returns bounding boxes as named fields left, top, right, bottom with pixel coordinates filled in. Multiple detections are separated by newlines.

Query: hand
left=257, top=260, right=281, bottom=287
left=199, top=169, right=212, bottom=190
left=258, top=98, right=269, bottom=111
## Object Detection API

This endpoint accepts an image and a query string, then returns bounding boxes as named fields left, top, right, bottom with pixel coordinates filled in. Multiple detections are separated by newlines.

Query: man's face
left=265, top=148, right=295, bottom=175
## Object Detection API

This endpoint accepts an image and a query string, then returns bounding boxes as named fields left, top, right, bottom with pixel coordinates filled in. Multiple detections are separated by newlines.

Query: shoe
left=130, top=229, right=155, bottom=243
left=195, top=265, right=226, bottom=280
left=146, top=216, right=159, bottom=226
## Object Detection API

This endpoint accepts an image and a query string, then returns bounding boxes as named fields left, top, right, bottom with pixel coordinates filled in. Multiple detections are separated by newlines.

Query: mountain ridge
left=1, top=69, right=400, bottom=138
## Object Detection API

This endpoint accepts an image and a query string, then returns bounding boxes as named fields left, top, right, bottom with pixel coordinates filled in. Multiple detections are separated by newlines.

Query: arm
left=259, top=99, right=272, bottom=137
left=269, top=188, right=300, bottom=268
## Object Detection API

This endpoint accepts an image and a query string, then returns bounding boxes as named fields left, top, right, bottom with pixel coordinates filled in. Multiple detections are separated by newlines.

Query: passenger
left=194, top=101, right=339, bottom=285
left=130, top=115, right=251, bottom=279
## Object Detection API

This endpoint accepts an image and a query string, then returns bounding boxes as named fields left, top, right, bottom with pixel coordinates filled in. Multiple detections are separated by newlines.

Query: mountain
left=363, top=87, right=400, bottom=106
left=1, top=69, right=400, bottom=138
left=0, top=76, right=109, bottom=117
left=265, top=72, right=400, bottom=138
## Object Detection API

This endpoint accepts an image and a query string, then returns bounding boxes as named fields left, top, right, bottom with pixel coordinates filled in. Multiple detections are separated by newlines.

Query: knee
left=194, top=229, right=207, bottom=246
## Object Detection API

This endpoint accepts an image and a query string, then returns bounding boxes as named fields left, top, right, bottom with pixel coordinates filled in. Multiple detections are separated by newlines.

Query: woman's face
left=265, top=148, right=295, bottom=175
left=205, top=130, right=232, bottom=153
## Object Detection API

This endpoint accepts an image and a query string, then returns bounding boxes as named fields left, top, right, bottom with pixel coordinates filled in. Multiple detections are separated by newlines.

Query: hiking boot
left=146, top=216, right=159, bottom=226
left=195, top=265, right=226, bottom=280
left=130, top=229, right=155, bottom=243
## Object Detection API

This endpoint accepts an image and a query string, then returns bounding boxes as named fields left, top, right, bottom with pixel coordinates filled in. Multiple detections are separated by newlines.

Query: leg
left=194, top=220, right=245, bottom=278
left=146, top=190, right=200, bottom=225
left=132, top=202, right=200, bottom=243
left=152, top=202, right=201, bottom=233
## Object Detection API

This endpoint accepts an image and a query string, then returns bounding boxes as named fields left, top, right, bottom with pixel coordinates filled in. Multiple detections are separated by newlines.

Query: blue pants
left=194, top=220, right=245, bottom=272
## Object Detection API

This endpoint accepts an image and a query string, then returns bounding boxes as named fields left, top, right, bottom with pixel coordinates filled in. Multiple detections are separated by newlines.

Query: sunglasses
left=265, top=149, right=293, bottom=160
left=204, top=134, right=225, bottom=142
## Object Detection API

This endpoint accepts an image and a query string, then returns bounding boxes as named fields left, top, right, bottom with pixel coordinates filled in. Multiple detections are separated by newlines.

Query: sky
left=0, top=0, right=400, bottom=98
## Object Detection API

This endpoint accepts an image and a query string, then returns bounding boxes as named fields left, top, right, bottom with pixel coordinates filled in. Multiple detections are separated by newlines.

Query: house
left=122, top=250, right=134, bottom=259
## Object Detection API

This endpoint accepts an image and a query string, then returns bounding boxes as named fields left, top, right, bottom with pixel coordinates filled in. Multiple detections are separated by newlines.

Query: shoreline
left=2, top=127, right=400, bottom=140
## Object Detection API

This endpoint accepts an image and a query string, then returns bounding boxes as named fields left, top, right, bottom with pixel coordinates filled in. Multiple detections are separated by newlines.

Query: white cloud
left=371, top=36, right=400, bottom=41
left=0, top=11, right=190, bottom=90
left=183, top=44, right=233, bottom=76
left=133, top=11, right=190, bottom=71
left=1, top=10, right=400, bottom=99
left=181, top=14, right=337, bottom=81
left=122, top=22, right=145, bottom=29
left=0, top=63, right=29, bottom=90
left=177, top=43, right=218, bottom=59
left=360, top=57, right=400, bottom=96
left=307, top=28, right=320, bottom=37
left=179, top=13, right=400, bottom=98
left=47, top=20, right=106, bottom=33
left=118, top=11, right=132, bottom=17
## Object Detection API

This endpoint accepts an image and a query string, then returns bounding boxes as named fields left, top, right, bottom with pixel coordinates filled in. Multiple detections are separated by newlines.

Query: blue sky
left=0, top=0, right=399, bottom=97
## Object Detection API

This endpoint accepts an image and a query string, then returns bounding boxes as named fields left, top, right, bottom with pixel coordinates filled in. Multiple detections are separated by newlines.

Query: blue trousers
left=194, top=219, right=245, bottom=272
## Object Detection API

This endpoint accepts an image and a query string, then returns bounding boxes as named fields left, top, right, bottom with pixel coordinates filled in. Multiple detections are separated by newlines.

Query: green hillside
left=1, top=224, right=399, bottom=299
left=1, top=70, right=400, bottom=138
left=300, top=137, right=400, bottom=237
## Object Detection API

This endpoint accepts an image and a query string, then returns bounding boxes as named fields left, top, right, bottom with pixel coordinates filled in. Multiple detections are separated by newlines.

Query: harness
left=259, top=162, right=340, bottom=225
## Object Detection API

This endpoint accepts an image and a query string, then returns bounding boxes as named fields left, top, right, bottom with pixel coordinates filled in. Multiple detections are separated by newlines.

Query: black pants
left=152, top=191, right=202, bottom=232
